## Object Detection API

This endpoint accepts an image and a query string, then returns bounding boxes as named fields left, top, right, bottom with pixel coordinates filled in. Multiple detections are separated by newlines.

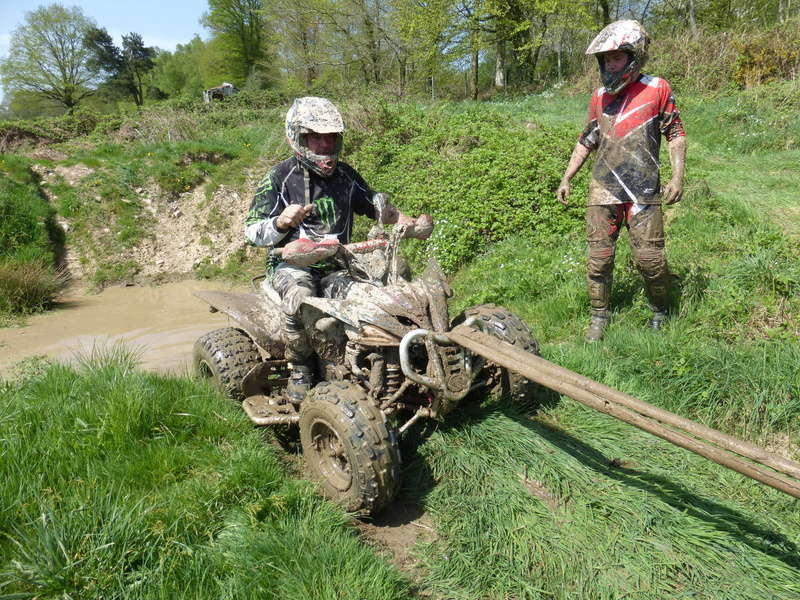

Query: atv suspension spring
left=384, top=363, right=402, bottom=397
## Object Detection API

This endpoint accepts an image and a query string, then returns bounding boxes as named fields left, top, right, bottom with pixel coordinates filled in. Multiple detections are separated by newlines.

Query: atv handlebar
left=269, top=238, right=388, bottom=260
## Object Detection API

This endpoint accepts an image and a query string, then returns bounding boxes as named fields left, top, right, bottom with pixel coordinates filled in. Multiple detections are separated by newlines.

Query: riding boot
left=586, top=309, right=610, bottom=343
left=648, top=309, right=668, bottom=331
left=644, top=274, right=670, bottom=332
left=283, top=314, right=315, bottom=403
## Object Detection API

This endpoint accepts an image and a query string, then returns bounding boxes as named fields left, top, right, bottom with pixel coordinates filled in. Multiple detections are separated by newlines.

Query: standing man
left=557, top=20, right=686, bottom=342
left=245, top=97, right=432, bottom=401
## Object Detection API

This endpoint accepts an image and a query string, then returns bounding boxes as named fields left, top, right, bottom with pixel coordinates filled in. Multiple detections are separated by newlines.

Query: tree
left=202, top=0, right=268, bottom=82
left=0, top=4, right=96, bottom=112
left=151, top=38, right=207, bottom=98
left=84, top=28, right=156, bottom=107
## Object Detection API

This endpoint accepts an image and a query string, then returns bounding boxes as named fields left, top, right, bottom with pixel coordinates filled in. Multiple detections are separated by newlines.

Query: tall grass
left=0, top=349, right=409, bottom=599
left=402, top=399, right=800, bottom=599
left=0, top=260, right=68, bottom=315
left=0, top=155, right=65, bottom=318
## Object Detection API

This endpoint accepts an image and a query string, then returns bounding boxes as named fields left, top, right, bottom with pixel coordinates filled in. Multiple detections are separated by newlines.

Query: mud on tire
left=299, top=381, right=401, bottom=516
left=453, top=303, right=540, bottom=404
left=193, top=327, right=262, bottom=400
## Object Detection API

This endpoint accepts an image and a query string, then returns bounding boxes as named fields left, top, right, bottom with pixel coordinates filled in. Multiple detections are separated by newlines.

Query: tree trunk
left=471, top=48, right=479, bottom=100
left=300, top=29, right=316, bottom=89
left=688, top=0, right=698, bottom=33
left=598, top=0, right=611, bottom=25
left=529, top=15, right=548, bottom=82
left=494, top=39, right=506, bottom=90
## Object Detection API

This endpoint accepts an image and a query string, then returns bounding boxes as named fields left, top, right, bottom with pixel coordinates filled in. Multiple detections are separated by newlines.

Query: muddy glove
left=276, top=203, right=314, bottom=231
left=661, top=178, right=684, bottom=205
left=404, top=214, right=434, bottom=239
left=556, top=179, right=571, bottom=206
left=279, top=238, right=340, bottom=267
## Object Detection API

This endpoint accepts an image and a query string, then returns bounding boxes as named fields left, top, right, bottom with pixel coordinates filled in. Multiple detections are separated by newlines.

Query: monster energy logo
left=315, top=196, right=337, bottom=226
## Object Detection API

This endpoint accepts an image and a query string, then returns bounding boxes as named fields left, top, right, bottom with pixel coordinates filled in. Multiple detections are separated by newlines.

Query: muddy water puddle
left=0, top=280, right=247, bottom=377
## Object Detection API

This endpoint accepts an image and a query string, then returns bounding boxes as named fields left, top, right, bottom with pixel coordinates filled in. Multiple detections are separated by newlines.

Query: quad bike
left=194, top=219, right=800, bottom=516
left=193, top=222, right=540, bottom=516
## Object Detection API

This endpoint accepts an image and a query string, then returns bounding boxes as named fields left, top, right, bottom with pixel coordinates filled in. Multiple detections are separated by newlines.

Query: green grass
left=0, top=155, right=65, bottom=317
left=0, top=351, right=409, bottom=599
left=402, top=399, right=800, bottom=599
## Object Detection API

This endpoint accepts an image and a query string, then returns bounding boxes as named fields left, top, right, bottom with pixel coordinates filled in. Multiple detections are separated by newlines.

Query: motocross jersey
left=245, top=157, right=378, bottom=248
left=579, top=74, right=685, bottom=205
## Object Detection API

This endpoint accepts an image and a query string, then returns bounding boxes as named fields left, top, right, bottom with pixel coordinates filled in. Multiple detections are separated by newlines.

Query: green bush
left=346, top=100, right=585, bottom=272
left=0, top=109, right=101, bottom=151
left=733, top=21, right=800, bottom=88
left=0, top=259, right=65, bottom=314
left=0, top=155, right=64, bottom=315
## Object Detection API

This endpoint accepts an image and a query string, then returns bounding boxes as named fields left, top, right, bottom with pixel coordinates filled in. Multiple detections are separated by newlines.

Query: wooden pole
left=448, top=326, right=800, bottom=500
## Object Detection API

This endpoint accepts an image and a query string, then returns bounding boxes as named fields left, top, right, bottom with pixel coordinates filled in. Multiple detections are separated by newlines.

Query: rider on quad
left=245, top=96, right=433, bottom=403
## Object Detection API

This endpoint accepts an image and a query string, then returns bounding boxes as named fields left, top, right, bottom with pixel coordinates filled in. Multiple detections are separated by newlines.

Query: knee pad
left=281, top=286, right=314, bottom=316
left=633, top=248, right=667, bottom=280
left=587, top=245, right=615, bottom=278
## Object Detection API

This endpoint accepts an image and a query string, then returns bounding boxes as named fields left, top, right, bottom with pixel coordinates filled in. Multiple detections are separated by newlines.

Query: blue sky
left=0, top=1, right=210, bottom=70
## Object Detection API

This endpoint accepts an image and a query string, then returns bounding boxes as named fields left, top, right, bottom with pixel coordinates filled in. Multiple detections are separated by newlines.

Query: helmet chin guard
left=586, top=20, right=650, bottom=94
left=285, top=97, right=345, bottom=177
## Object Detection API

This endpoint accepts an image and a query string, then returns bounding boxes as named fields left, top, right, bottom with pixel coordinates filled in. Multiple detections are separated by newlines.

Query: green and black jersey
left=245, top=157, right=378, bottom=248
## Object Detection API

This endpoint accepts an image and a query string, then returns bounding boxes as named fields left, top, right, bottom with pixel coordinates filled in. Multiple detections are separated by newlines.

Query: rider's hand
left=407, top=214, right=433, bottom=239
left=276, top=203, right=314, bottom=231
left=556, top=179, right=570, bottom=206
left=662, top=178, right=684, bottom=205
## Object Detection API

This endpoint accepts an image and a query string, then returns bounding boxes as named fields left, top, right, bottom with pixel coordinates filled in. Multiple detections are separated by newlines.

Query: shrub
left=0, top=109, right=101, bottom=151
left=0, top=155, right=64, bottom=315
left=345, top=100, right=585, bottom=272
left=0, top=260, right=66, bottom=314
left=733, top=21, right=800, bottom=88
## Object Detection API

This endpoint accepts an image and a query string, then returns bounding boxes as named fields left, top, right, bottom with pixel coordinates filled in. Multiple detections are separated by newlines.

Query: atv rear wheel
left=193, top=327, right=262, bottom=400
left=453, top=304, right=540, bottom=404
left=299, top=382, right=401, bottom=516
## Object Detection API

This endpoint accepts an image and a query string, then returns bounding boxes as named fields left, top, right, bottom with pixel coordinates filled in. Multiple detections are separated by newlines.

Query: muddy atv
left=193, top=224, right=540, bottom=516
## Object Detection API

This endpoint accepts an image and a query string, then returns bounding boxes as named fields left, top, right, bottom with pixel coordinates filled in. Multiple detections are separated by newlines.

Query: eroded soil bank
left=0, top=279, right=244, bottom=377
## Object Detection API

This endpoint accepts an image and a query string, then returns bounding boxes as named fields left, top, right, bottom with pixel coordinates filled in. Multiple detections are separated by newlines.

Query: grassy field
left=1, top=82, right=799, bottom=598
left=0, top=351, right=409, bottom=599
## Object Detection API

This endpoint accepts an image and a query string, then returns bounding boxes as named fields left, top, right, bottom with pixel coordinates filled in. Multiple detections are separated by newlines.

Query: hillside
left=1, top=83, right=799, bottom=598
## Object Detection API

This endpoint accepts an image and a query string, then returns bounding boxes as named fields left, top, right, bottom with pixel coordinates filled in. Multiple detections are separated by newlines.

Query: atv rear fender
left=193, top=290, right=285, bottom=358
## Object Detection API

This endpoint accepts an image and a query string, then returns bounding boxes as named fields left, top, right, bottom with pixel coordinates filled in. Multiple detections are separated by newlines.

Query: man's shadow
left=399, top=390, right=800, bottom=570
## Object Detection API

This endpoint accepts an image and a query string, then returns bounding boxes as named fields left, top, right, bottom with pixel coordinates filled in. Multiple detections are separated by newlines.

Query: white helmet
left=586, top=20, right=650, bottom=94
left=285, top=96, right=344, bottom=177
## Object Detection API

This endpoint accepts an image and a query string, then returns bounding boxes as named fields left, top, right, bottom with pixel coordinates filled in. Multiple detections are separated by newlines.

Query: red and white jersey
left=579, top=74, right=685, bottom=205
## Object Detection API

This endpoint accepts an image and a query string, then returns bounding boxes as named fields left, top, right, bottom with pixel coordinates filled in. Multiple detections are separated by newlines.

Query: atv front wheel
left=299, top=382, right=401, bottom=515
left=193, top=327, right=262, bottom=400
left=453, top=303, right=540, bottom=404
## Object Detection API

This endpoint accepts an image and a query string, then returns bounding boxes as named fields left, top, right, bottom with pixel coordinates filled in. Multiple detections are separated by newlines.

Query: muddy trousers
left=586, top=204, right=670, bottom=315
left=271, top=263, right=325, bottom=364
